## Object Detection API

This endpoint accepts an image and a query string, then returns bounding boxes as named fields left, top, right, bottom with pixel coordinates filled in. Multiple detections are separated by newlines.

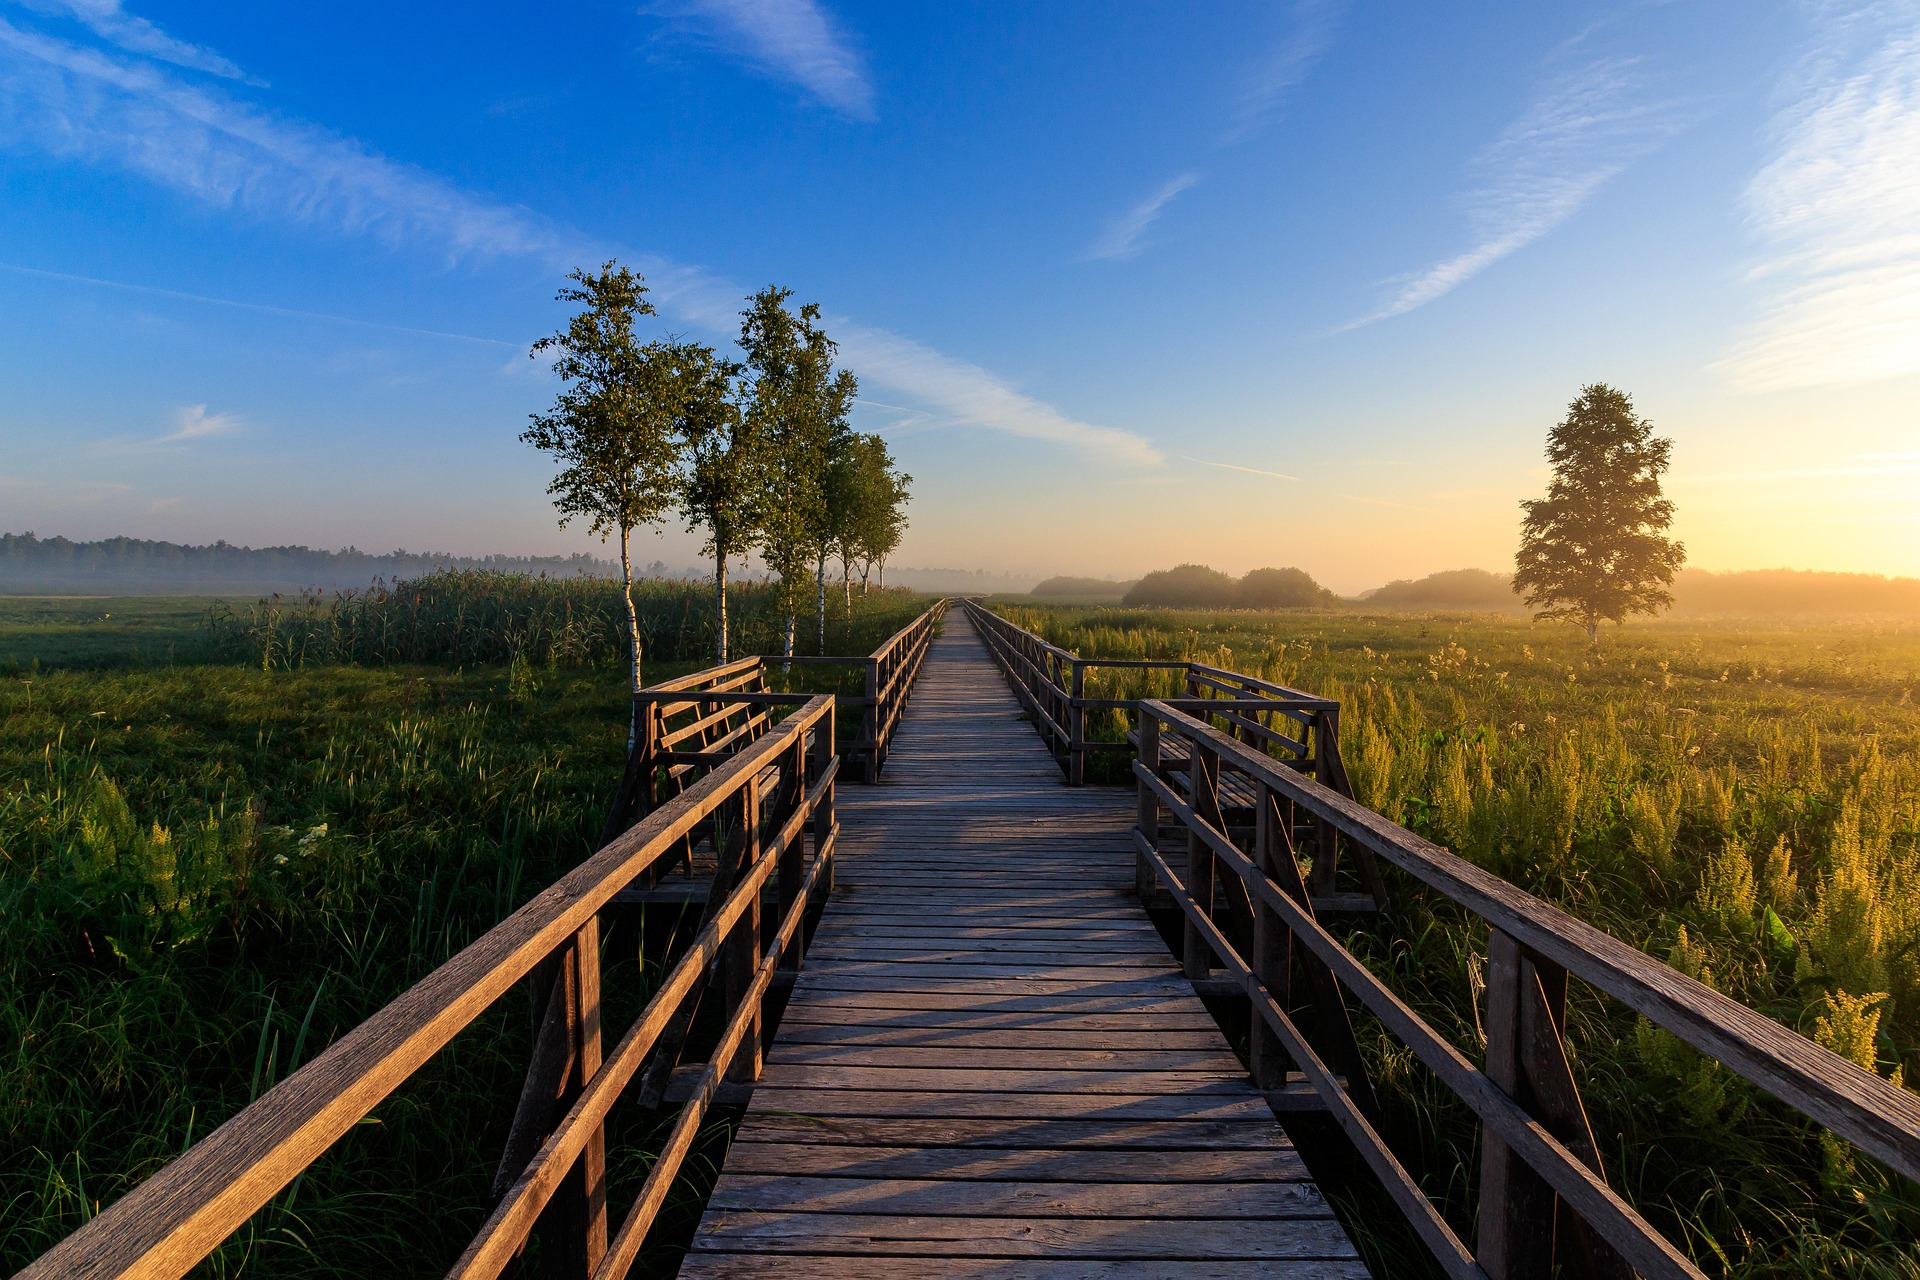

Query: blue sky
left=1, top=0, right=1916, bottom=590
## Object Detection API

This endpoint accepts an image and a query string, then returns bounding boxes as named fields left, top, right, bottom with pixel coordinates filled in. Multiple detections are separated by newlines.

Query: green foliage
left=1515, top=384, right=1687, bottom=640
left=3, top=586, right=932, bottom=1274
left=1122, top=563, right=1336, bottom=610
left=1002, top=600, right=1920, bottom=1274
left=205, top=571, right=926, bottom=669
left=672, top=340, right=759, bottom=663
left=1123, top=563, right=1238, bottom=607
left=1237, top=566, right=1337, bottom=609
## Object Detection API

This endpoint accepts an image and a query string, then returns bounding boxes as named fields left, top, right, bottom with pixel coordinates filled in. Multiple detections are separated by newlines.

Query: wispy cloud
left=650, top=0, right=873, bottom=120
left=0, top=17, right=578, bottom=264
left=1714, top=5, right=1920, bottom=391
left=1345, top=40, right=1697, bottom=328
left=12, top=0, right=252, bottom=80
left=1, top=8, right=1138, bottom=468
left=837, top=324, right=1163, bottom=467
left=1086, top=172, right=1199, bottom=262
left=96, top=403, right=242, bottom=453
left=1228, top=0, right=1344, bottom=142
left=1180, top=454, right=1301, bottom=482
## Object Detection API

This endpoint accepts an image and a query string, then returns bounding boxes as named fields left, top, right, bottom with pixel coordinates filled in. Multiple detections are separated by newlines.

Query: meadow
left=0, top=577, right=929, bottom=1277
left=993, top=600, right=1920, bottom=1278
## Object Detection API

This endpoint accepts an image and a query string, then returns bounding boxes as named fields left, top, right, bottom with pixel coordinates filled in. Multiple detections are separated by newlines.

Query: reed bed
left=1, top=581, right=930, bottom=1276
left=997, top=601, right=1920, bottom=1278
left=205, top=570, right=925, bottom=670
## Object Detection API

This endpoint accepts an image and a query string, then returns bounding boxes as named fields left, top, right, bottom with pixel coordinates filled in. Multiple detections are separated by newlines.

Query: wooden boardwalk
left=681, top=612, right=1365, bottom=1277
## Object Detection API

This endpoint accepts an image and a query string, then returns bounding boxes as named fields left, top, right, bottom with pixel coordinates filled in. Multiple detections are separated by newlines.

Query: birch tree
left=522, top=263, right=680, bottom=743
left=671, top=340, right=757, bottom=664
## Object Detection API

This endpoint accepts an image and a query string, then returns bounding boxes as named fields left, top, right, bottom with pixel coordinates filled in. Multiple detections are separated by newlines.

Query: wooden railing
left=599, top=598, right=949, bottom=844
left=962, top=599, right=1346, bottom=792
left=1133, top=698, right=1920, bottom=1279
left=23, top=697, right=839, bottom=1280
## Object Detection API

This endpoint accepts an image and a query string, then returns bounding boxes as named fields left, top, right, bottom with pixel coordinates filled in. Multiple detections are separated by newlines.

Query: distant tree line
left=0, top=532, right=618, bottom=594
left=1120, top=564, right=1335, bottom=610
left=523, top=264, right=912, bottom=713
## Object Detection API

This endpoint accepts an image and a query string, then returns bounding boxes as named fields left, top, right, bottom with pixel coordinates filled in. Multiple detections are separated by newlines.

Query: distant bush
left=1122, top=563, right=1334, bottom=611
left=1236, top=567, right=1336, bottom=609
left=1363, top=568, right=1519, bottom=610
left=1123, top=564, right=1238, bottom=608
left=1030, top=576, right=1137, bottom=601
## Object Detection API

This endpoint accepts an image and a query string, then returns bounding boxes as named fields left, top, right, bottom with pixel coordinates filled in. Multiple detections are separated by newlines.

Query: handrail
left=23, top=697, right=839, bottom=1280
left=601, top=598, right=951, bottom=839
left=1134, top=697, right=1920, bottom=1279
left=961, top=598, right=1339, bottom=787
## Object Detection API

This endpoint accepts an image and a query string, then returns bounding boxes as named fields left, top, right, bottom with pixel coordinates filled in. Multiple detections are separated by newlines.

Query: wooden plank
left=687, top=1213, right=1360, bottom=1259
left=705, top=1175, right=1333, bottom=1218
left=753, top=1065, right=1251, bottom=1094
left=718, top=1143, right=1308, bottom=1181
left=765, top=1044, right=1244, bottom=1071
left=677, top=1258, right=1371, bottom=1279
left=722, top=1115, right=1294, bottom=1150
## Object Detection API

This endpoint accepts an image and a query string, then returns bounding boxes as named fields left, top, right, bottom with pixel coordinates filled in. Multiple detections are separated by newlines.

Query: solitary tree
left=522, top=263, right=681, bottom=742
left=1513, top=383, right=1685, bottom=644
left=671, top=340, right=758, bottom=664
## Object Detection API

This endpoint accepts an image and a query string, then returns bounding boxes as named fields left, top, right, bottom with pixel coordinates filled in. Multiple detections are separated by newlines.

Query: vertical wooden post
left=1069, top=661, right=1086, bottom=786
left=812, top=704, right=836, bottom=895
left=1309, top=710, right=1339, bottom=896
left=541, top=918, right=606, bottom=1278
left=1135, top=712, right=1160, bottom=898
left=1183, top=741, right=1220, bottom=980
left=862, top=658, right=880, bottom=783
left=1249, top=783, right=1291, bottom=1089
left=1478, top=927, right=1555, bottom=1278
left=725, top=778, right=764, bottom=1083
left=778, top=735, right=807, bottom=973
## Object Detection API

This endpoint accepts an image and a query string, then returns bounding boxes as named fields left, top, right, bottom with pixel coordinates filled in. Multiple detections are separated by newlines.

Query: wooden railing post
left=1183, top=740, right=1220, bottom=980
left=725, top=778, right=764, bottom=1083
left=813, top=702, right=836, bottom=895
left=1068, top=660, right=1086, bottom=786
left=1479, top=927, right=1622, bottom=1278
left=778, top=735, right=808, bottom=973
left=537, top=917, right=606, bottom=1279
left=1135, top=712, right=1160, bottom=898
left=1309, top=709, right=1339, bottom=896
left=862, top=657, right=880, bottom=783
left=1249, top=782, right=1292, bottom=1089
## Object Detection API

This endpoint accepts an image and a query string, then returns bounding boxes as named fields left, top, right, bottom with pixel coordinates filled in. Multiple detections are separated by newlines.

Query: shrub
left=1122, top=564, right=1237, bottom=608
left=1236, top=566, right=1335, bottom=609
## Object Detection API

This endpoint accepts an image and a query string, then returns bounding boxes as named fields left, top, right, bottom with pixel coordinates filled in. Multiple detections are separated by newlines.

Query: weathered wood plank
left=678, top=1258, right=1371, bottom=1279
left=687, top=1212, right=1361, bottom=1259
left=718, top=1142, right=1308, bottom=1180
left=705, top=1174, right=1333, bottom=1218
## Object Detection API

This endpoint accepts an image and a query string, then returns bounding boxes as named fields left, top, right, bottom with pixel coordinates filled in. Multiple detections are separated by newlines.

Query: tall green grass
left=205, top=571, right=926, bottom=670
left=998, top=601, right=1920, bottom=1278
left=2, top=578, right=930, bottom=1276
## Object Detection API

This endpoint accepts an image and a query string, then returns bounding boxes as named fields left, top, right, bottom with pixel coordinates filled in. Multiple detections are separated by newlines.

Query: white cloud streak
left=1347, top=45, right=1695, bottom=328
left=11, top=0, right=251, bottom=79
left=837, top=324, right=1163, bottom=467
left=1086, top=172, right=1199, bottom=262
left=1714, top=3, right=1920, bottom=391
left=159, top=403, right=238, bottom=442
left=1180, top=455, right=1301, bottom=482
left=0, top=9, right=1142, bottom=466
left=1229, top=0, right=1343, bottom=141
left=0, top=17, right=578, bottom=265
left=652, top=0, right=873, bottom=119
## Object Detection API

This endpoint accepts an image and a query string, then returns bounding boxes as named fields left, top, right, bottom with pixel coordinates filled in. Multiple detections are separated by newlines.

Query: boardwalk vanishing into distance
left=22, top=598, right=1920, bottom=1280
left=681, top=610, right=1363, bottom=1275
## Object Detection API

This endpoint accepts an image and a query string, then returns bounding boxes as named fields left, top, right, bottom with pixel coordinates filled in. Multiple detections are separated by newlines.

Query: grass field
left=993, top=600, right=1920, bottom=1277
left=0, top=583, right=930, bottom=1277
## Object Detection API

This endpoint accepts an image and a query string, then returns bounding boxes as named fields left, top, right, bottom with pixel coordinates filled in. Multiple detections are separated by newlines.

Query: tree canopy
left=1513, top=383, right=1685, bottom=642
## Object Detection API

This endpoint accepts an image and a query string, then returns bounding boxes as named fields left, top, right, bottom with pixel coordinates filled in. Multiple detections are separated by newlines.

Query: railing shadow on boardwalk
left=21, top=595, right=1920, bottom=1280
